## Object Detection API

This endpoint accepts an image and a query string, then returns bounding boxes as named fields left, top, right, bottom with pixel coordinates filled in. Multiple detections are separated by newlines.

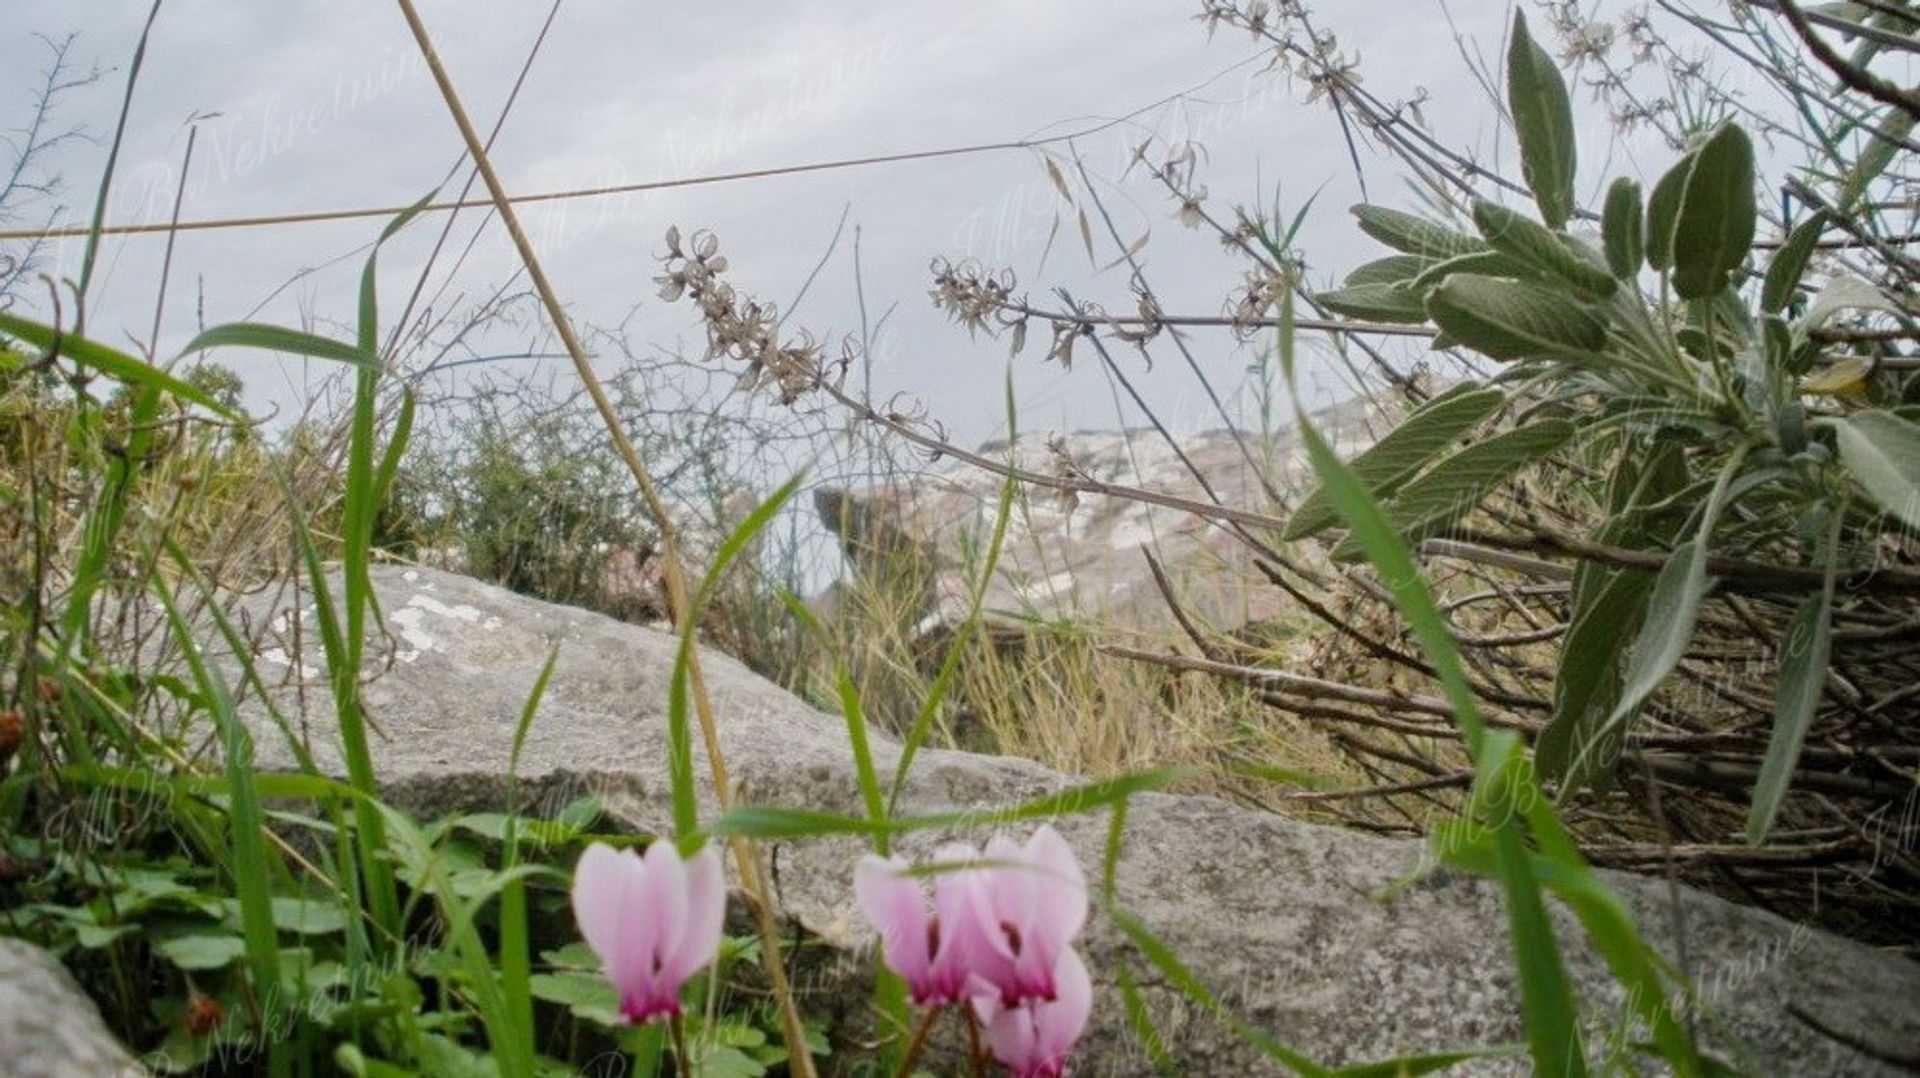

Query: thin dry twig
left=392, top=4, right=816, bottom=1070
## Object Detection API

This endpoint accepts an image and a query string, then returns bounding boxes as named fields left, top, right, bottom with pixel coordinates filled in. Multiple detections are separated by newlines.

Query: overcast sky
left=4, top=1, right=1694, bottom=453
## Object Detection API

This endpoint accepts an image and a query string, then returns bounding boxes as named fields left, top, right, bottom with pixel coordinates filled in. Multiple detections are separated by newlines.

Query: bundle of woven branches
left=1125, top=459, right=1920, bottom=954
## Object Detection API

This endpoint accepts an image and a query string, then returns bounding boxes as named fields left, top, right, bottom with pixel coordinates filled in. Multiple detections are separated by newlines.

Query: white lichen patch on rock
left=389, top=591, right=501, bottom=662
left=255, top=644, right=317, bottom=684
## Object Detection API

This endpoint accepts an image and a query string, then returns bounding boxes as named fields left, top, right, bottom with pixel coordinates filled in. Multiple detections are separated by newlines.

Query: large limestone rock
left=0, top=938, right=147, bottom=1077
left=232, top=567, right=1920, bottom=1074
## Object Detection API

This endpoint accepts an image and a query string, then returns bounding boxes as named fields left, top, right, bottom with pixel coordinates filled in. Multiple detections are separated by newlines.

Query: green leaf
left=1833, top=410, right=1920, bottom=529
left=1425, top=275, right=1607, bottom=361
left=1115, top=957, right=1178, bottom=1075
left=1802, top=274, right=1903, bottom=329
left=153, top=580, right=284, bottom=1020
left=373, top=385, right=416, bottom=510
left=1537, top=568, right=1654, bottom=786
left=1584, top=441, right=1750, bottom=778
left=1602, top=177, right=1644, bottom=278
left=1351, top=204, right=1484, bottom=260
left=1518, top=841, right=1705, bottom=1075
left=0, top=312, right=237, bottom=418
left=1285, top=384, right=1505, bottom=540
left=1330, top=420, right=1578, bottom=560
left=1409, top=248, right=1539, bottom=291
left=1760, top=211, right=1830, bottom=315
left=176, top=322, right=376, bottom=369
left=1746, top=581, right=1833, bottom=843
left=1506, top=10, right=1579, bottom=228
left=1313, top=283, right=1433, bottom=324
left=1343, top=254, right=1433, bottom=287
left=1597, top=539, right=1710, bottom=755
left=1671, top=124, right=1757, bottom=299
left=269, top=897, right=350, bottom=936
left=529, top=971, right=622, bottom=1026
left=1471, top=199, right=1616, bottom=298
left=74, top=922, right=136, bottom=948
left=1644, top=151, right=1694, bottom=271
left=1840, top=107, right=1915, bottom=211
left=156, top=933, right=249, bottom=971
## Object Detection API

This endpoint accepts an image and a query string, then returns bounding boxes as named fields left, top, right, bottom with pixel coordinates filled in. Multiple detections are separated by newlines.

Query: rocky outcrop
left=813, top=396, right=1405, bottom=641
left=228, top=566, right=1920, bottom=1074
left=0, top=938, right=147, bottom=1077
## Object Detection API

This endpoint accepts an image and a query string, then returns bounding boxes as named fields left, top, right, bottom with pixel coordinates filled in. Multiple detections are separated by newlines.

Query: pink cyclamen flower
left=571, top=839, right=725, bottom=1024
left=962, top=824, right=1088, bottom=1006
left=979, top=946, right=1094, bottom=1078
left=854, top=843, right=993, bottom=1007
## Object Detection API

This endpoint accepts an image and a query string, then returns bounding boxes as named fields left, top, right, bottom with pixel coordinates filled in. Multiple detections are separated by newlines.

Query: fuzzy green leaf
left=1644, top=152, right=1694, bottom=271
left=1343, top=254, right=1433, bottom=287
left=1760, top=211, right=1830, bottom=315
left=1471, top=199, right=1616, bottom=298
left=1285, top=384, right=1506, bottom=541
left=1330, top=420, right=1577, bottom=560
left=1506, top=11, right=1579, bottom=228
left=1671, top=124, right=1757, bottom=299
left=1601, top=177, right=1644, bottom=278
left=1746, top=584, right=1833, bottom=843
left=1537, top=568, right=1654, bottom=786
left=1424, top=274, right=1608, bottom=361
left=1352, top=204, right=1485, bottom=260
left=1314, top=283, right=1433, bottom=324
left=1834, top=410, right=1920, bottom=529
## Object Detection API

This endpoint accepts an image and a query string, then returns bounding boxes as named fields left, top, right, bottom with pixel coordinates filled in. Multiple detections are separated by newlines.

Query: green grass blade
left=1330, top=1047, right=1522, bottom=1077
left=153, top=587, right=285, bottom=1070
left=1277, top=291, right=1588, bottom=1073
left=500, top=645, right=559, bottom=1071
left=276, top=454, right=401, bottom=942
left=888, top=366, right=1020, bottom=811
left=0, top=312, right=238, bottom=416
left=711, top=769, right=1183, bottom=840
left=1115, top=956, right=1177, bottom=1075
left=176, top=322, right=375, bottom=369
left=667, top=471, right=808, bottom=840
left=374, top=385, right=417, bottom=507
left=834, top=666, right=890, bottom=855
left=1111, top=906, right=1329, bottom=1076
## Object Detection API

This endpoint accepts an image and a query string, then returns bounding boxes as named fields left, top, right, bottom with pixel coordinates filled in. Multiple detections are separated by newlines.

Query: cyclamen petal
left=857, top=826, right=1090, bottom=1013
left=966, top=825, right=1088, bottom=1005
left=981, top=946, right=1095, bottom=1078
left=665, top=839, right=726, bottom=986
left=855, top=855, right=934, bottom=989
left=855, top=849, right=984, bottom=1006
left=570, top=840, right=724, bottom=1024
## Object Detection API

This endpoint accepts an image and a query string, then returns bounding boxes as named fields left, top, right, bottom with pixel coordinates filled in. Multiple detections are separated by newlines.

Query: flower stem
left=965, top=1006, right=988, bottom=1078
left=894, top=1007, right=942, bottom=1078
left=670, top=1012, right=692, bottom=1076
